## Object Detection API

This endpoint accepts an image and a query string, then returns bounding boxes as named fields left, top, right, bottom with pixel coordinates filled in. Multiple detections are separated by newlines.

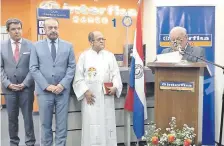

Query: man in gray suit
left=29, top=18, right=76, bottom=146
left=162, top=26, right=205, bottom=62
left=1, top=18, right=35, bottom=146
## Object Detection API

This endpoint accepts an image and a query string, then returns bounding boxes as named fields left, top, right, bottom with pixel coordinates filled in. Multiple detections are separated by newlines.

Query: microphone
left=173, top=40, right=224, bottom=146
left=178, top=45, right=221, bottom=67
left=172, top=39, right=223, bottom=68
left=172, top=38, right=206, bottom=62
left=179, top=45, right=209, bottom=65
left=172, top=39, right=183, bottom=51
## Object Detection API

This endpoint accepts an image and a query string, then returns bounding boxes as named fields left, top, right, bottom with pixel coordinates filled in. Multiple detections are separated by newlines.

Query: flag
left=124, top=1, right=147, bottom=139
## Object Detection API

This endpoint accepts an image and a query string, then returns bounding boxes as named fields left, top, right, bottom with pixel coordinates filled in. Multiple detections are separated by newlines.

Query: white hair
left=169, top=26, right=187, bottom=37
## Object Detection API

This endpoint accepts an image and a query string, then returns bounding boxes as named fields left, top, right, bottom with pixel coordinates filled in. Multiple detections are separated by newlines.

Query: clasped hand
left=8, top=83, right=25, bottom=91
left=46, top=84, right=64, bottom=94
left=84, top=90, right=95, bottom=105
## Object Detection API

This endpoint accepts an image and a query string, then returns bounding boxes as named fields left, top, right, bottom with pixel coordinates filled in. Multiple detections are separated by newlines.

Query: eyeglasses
left=93, top=38, right=106, bottom=42
left=47, top=26, right=58, bottom=30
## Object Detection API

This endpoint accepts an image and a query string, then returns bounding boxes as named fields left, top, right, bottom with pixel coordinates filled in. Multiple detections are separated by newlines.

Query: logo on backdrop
left=159, top=34, right=212, bottom=47
left=160, top=81, right=195, bottom=92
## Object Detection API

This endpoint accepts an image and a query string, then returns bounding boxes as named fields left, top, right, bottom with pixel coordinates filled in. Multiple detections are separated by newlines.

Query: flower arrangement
left=142, top=117, right=196, bottom=146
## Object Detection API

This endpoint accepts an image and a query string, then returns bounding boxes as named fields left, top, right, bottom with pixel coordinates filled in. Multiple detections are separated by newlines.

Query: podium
left=147, top=62, right=210, bottom=144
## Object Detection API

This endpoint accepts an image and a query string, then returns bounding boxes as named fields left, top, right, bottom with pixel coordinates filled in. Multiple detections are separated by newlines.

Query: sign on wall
left=37, top=19, right=45, bottom=35
left=36, top=0, right=139, bottom=60
left=37, top=8, right=70, bottom=19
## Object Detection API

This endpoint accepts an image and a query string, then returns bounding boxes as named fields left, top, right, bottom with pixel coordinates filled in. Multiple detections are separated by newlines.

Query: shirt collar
left=10, top=38, right=22, bottom=44
left=90, top=47, right=104, bottom=54
left=185, top=43, right=188, bottom=49
left=47, top=38, right=59, bottom=44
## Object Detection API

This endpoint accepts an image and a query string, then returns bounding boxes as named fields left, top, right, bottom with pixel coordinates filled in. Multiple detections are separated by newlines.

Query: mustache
left=50, top=32, right=58, bottom=35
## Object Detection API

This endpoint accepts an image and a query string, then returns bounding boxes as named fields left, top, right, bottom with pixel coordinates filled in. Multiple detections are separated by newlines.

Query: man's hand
left=84, top=90, right=95, bottom=105
left=8, top=84, right=21, bottom=91
left=46, top=85, right=57, bottom=92
left=107, top=87, right=117, bottom=96
left=53, top=84, right=64, bottom=95
left=17, top=83, right=26, bottom=90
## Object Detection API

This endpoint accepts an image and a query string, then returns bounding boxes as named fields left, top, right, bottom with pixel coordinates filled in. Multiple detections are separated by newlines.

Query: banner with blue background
left=156, top=6, right=215, bottom=145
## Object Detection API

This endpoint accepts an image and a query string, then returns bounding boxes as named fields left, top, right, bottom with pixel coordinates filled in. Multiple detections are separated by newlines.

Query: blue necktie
left=51, top=40, right=56, bottom=61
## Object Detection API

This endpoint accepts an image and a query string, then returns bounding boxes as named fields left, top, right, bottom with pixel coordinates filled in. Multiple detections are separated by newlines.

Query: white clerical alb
left=73, top=48, right=123, bottom=146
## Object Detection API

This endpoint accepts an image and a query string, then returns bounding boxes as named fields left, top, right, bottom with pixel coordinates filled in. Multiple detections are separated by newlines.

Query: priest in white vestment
left=73, top=31, right=123, bottom=146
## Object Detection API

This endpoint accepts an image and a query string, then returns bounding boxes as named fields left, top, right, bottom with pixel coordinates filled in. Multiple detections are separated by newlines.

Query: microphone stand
left=180, top=50, right=224, bottom=146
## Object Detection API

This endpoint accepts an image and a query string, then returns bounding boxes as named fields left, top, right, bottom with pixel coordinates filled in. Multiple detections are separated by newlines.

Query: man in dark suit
left=29, top=18, right=76, bottom=146
left=162, top=26, right=205, bottom=62
left=1, top=18, right=35, bottom=146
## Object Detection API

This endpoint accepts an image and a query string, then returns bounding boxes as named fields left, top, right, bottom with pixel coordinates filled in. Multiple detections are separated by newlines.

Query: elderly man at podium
left=162, top=26, right=205, bottom=62
left=73, top=31, right=123, bottom=146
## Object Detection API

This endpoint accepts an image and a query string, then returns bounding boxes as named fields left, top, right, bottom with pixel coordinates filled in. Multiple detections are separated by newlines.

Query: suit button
left=16, top=67, right=18, bottom=69
left=52, top=75, right=54, bottom=77
left=53, top=65, right=55, bottom=67
left=14, top=75, right=16, bottom=77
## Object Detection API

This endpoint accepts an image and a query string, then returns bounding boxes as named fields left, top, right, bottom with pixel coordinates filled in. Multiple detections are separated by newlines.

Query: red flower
left=184, top=139, right=192, bottom=146
left=151, top=136, right=159, bottom=145
left=168, top=134, right=175, bottom=143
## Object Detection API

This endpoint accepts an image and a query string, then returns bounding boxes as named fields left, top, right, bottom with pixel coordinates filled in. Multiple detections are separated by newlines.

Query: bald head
left=89, top=31, right=105, bottom=52
left=88, top=31, right=103, bottom=42
left=169, top=26, right=188, bottom=50
left=169, top=26, right=187, bottom=39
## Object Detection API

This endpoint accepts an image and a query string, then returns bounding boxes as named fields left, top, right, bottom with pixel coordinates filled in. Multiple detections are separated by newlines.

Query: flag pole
left=124, top=11, right=131, bottom=146
left=137, top=139, right=139, bottom=146
left=136, top=2, right=143, bottom=146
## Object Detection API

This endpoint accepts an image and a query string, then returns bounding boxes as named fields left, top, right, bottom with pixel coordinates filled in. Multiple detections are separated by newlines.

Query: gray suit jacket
left=1, top=39, right=34, bottom=94
left=29, top=38, right=76, bottom=95
left=161, top=45, right=205, bottom=62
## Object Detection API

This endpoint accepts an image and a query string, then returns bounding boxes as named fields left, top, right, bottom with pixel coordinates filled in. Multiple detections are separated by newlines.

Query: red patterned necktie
left=14, top=42, right=20, bottom=62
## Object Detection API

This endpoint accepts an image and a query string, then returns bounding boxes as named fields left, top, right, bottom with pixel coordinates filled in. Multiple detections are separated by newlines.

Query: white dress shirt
left=46, top=38, right=59, bottom=53
left=10, top=38, right=22, bottom=55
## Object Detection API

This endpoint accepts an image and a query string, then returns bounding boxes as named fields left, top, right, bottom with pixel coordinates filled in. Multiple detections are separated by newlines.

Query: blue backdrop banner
left=156, top=6, right=215, bottom=145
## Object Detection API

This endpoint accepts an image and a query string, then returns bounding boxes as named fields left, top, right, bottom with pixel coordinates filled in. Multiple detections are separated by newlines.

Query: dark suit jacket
left=1, top=39, right=34, bottom=94
left=161, top=45, right=205, bottom=62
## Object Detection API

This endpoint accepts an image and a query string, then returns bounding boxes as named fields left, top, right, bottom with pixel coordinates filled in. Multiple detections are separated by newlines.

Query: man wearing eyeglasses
left=162, top=26, right=205, bottom=62
left=73, top=31, right=123, bottom=146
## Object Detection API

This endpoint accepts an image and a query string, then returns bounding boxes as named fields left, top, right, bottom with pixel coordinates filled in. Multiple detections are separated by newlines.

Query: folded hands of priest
left=84, top=90, right=95, bottom=105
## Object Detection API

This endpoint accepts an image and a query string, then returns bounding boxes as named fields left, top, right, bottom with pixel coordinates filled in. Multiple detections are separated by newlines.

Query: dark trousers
left=5, top=91, right=36, bottom=146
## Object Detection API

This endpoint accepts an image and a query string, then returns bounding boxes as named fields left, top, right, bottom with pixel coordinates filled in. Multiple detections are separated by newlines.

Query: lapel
left=16, top=40, right=28, bottom=65
left=54, top=39, right=63, bottom=63
left=182, top=45, right=192, bottom=60
left=43, top=39, right=54, bottom=63
left=7, top=39, right=17, bottom=64
left=44, top=38, right=63, bottom=64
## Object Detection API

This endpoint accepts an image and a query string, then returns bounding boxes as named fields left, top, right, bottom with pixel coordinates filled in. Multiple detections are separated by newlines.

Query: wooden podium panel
left=148, top=62, right=207, bottom=143
left=155, top=68, right=199, bottom=134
